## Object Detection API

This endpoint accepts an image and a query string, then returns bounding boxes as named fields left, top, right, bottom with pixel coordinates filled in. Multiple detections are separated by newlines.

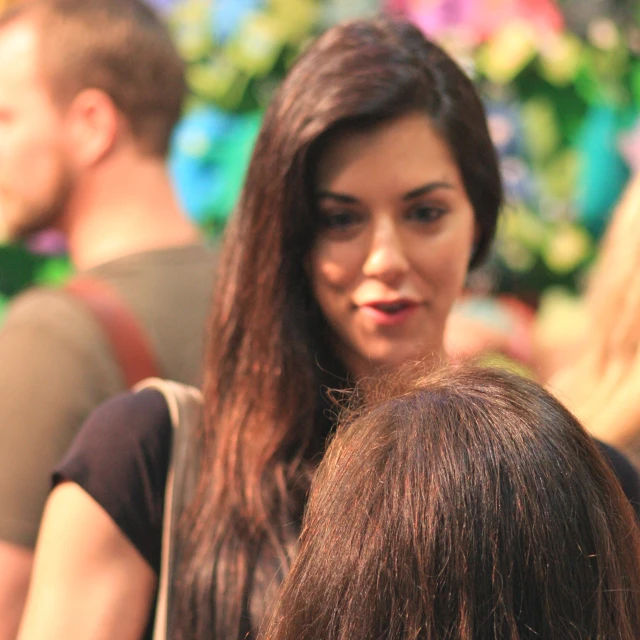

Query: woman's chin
left=358, top=346, right=445, bottom=377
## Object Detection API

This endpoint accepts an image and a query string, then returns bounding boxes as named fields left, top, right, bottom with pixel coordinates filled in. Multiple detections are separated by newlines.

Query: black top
left=54, top=388, right=640, bottom=579
left=597, top=440, right=640, bottom=514
left=53, top=388, right=172, bottom=574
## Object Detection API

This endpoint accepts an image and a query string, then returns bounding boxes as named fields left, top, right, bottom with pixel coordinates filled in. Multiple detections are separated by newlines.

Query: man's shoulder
left=1, top=286, right=124, bottom=372
left=5, top=286, right=87, bottom=327
left=85, top=242, right=216, bottom=306
left=87, top=242, right=216, bottom=279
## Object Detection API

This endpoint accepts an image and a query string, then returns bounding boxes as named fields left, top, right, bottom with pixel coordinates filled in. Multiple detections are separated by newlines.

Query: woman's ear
left=64, top=88, right=119, bottom=168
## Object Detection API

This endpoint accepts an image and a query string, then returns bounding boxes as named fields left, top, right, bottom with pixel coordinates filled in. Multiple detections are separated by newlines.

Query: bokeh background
left=1, top=0, right=639, bottom=342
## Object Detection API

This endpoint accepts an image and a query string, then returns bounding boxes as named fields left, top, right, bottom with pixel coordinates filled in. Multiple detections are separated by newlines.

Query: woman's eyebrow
left=403, top=181, right=454, bottom=201
left=316, top=181, right=454, bottom=203
left=315, top=190, right=359, bottom=204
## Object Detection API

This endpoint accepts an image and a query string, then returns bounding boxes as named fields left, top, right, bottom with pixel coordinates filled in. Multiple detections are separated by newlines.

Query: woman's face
left=309, top=111, right=477, bottom=378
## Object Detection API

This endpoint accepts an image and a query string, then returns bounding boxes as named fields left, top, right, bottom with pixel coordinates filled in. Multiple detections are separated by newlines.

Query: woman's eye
left=319, top=210, right=361, bottom=229
left=408, top=204, right=446, bottom=223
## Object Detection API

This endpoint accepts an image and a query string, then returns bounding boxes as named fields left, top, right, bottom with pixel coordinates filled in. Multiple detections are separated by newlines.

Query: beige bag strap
left=133, top=377, right=203, bottom=640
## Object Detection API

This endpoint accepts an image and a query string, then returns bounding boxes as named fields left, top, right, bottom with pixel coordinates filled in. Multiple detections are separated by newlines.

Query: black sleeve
left=53, top=388, right=172, bottom=574
left=596, top=439, right=640, bottom=519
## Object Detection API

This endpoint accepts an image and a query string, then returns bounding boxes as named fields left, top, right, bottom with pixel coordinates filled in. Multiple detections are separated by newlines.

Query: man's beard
left=2, top=168, right=74, bottom=243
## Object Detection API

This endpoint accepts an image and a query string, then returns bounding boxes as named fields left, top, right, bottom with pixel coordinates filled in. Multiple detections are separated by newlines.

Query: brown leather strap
left=65, top=277, right=161, bottom=388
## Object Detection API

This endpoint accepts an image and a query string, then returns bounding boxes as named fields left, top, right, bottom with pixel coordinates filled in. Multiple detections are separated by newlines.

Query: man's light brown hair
left=0, top=0, right=186, bottom=157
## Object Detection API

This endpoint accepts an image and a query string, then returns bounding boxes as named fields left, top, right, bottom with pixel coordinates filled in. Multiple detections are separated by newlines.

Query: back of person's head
left=262, top=365, right=640, bottom=640
left=0, top=0, right=185, bottom=157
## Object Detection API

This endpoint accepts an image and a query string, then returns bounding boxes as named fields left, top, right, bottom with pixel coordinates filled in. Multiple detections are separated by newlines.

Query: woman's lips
left=358, top=300, right=421, bottom=326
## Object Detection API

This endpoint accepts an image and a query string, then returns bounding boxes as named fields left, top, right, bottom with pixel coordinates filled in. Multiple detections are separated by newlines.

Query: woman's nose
left=362, top=217, right=409, bottom=283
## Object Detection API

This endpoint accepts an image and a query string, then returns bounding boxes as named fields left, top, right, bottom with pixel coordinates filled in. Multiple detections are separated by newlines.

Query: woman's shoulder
left=53, top=388, right=173, bottom=572
left=54, top=388, right=173, bottom=485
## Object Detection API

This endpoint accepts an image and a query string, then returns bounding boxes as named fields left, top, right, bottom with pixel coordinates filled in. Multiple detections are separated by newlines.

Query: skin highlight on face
left=309, top=111, right=477, bottom=379
left=0, top=19, right=73, bottom=241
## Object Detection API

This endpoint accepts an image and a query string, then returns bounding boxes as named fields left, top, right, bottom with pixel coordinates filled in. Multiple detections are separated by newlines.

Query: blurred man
left=0, top=1, right=214, bottom=635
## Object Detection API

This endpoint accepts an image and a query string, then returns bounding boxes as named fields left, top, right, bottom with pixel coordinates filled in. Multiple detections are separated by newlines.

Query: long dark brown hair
left=263, top=366, right=640, bottom=640
left=174, top=17, right=503, bottom=639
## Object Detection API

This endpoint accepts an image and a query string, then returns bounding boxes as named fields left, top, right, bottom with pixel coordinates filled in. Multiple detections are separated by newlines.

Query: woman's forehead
left=314, top=112, right=460, bottom=196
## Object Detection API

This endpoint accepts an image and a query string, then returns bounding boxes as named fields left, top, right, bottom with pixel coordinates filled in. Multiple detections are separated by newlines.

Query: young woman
left=262, top=365, right=640, bottom=640
left=18, top=16, right=640, bottom=640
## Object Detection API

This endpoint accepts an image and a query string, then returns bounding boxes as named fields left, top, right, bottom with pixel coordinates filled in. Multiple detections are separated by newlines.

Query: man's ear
left=64, top=88, right=119, bottom=167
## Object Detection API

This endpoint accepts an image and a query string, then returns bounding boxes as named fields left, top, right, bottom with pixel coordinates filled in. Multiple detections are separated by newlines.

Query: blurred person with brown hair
left=0, top=0, right=214, bottom=635
left=263, top=365, right=640, bottom=640
left=549, top=172, right=640, bottom=466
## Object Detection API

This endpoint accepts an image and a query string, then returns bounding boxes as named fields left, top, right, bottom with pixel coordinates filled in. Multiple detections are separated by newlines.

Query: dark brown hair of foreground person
left=173, top=16, right=502, bottom=639
left=0, top=0, right=185, bottom=156
left=262, top=366, right=640, bottom=640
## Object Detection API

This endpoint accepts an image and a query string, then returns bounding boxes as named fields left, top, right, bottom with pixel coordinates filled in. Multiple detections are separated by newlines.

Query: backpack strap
left=133, top=377, right=203, bottom=640
left=65, top=276, right=161, bottom=387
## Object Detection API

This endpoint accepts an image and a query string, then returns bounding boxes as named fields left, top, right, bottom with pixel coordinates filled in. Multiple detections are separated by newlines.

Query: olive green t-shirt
left=0, top=243, right=214, bottom=547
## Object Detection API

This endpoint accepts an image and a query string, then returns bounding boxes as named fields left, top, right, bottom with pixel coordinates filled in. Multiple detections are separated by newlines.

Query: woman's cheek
left=311, top=242, right=363, bottom=291
left=424, top=253, right=470, bottom=313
